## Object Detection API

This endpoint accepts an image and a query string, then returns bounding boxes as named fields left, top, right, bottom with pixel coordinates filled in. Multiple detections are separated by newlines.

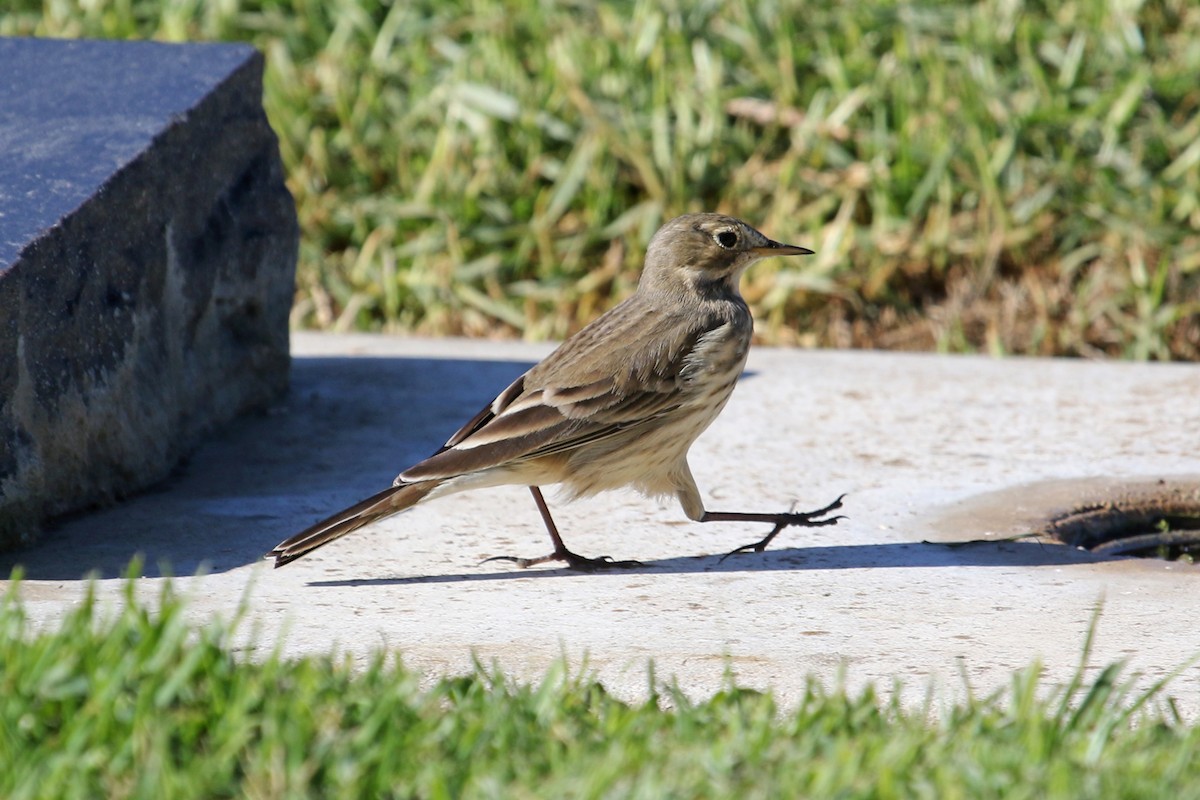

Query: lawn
left=3, top=573, right=1199, bottom=798
left=3, top=0, right=1197, bottom=357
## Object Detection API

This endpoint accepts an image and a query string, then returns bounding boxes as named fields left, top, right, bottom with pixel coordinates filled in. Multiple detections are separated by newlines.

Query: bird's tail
left=266, top=481, right=438, bottom=568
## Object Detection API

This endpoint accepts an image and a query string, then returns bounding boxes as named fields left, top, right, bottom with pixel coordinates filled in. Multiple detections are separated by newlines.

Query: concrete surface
left=0, top=38, right=297, bottom=548
left=3, top=332, right=1199, bottom=712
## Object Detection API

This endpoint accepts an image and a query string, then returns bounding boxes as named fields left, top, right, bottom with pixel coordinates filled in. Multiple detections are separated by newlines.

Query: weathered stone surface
left=0, top=38, right=298, bottom=549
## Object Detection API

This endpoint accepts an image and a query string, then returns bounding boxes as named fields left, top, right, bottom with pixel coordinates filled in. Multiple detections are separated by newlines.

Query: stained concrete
left=3, top=333, right=1199, bottom=712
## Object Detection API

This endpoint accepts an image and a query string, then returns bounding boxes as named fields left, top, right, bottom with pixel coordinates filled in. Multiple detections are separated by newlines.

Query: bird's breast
left=681, top=318, right=752, bottom=396
left=558, top=319, right=750, bottom=500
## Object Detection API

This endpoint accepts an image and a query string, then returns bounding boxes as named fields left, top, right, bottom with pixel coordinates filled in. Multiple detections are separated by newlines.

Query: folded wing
left=398, top=304, right=713, bottom=484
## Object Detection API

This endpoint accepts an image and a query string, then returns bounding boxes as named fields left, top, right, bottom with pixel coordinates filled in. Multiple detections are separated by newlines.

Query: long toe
left=480, top=551, right=641, bottom=571
left=801, top=494, right=847, bottom=519
left=562, top=552, right=642, bottom=571
left=479, top=553, right=557, bottom=569
left=787, top=513, right=846, bottom=528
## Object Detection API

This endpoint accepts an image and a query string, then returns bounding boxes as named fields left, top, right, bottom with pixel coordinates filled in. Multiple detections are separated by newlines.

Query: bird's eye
left=714, top=230, right=739, bottom=249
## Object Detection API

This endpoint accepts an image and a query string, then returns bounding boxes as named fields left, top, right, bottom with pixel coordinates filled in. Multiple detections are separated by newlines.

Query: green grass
left=0, top=570, right=1198, bottom=798
left=3, top=0, right=1199, bottom=358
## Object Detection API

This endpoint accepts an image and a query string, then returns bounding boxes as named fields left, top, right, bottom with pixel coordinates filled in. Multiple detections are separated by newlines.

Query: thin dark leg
left=708, top=494, right=847, bottom=562
left=480, top=486, right=641, bottom=571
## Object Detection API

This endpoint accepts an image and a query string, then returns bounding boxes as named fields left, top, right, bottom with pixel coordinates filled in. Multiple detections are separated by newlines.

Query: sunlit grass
left=4, top=0, right=1198, bottom=357
left=2, top=569, right=1199, bottom=797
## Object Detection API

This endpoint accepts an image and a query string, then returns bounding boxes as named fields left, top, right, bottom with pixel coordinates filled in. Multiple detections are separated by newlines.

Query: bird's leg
left=707, top=494, right=847, bottom=562
left=481, top=486, right=641, bottom=571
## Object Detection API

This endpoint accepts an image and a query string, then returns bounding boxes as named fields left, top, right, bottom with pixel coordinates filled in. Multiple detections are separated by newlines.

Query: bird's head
left=639, top=213, right=813, bottom=298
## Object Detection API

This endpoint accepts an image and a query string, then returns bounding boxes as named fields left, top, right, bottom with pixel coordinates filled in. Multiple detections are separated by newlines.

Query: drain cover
left=1044, top=486, right=1200, bottom=562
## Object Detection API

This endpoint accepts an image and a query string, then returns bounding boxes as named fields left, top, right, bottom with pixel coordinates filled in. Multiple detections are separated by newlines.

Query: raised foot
left=481, top=550, right=642, bottom=572
left=718, top=494, right=848, bottom=563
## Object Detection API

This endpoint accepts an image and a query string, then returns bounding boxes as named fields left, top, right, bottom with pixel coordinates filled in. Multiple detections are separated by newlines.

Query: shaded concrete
left=3, top=333, right=1199, bottom=711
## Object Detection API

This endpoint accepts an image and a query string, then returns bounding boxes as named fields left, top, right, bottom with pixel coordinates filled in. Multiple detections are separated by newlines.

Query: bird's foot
left=481, top=549, right=642, bottom=572
left=718, top=494, right=847, bottom=563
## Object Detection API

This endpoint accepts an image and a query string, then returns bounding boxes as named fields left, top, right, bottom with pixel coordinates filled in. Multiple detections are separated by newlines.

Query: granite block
left=0, top=38, right=298, bottom=548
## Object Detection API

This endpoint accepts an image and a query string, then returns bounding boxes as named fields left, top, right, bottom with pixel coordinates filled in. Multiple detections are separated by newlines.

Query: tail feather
left=267, top=482, right=437, bottom=568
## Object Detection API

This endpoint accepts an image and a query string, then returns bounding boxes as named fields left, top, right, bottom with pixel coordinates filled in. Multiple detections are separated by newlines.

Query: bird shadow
left=306, top=538, right=1102, bottom=588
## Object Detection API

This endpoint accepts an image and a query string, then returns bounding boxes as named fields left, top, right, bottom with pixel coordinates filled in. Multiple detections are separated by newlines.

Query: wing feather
left=398, top=296, right=729, bottom=484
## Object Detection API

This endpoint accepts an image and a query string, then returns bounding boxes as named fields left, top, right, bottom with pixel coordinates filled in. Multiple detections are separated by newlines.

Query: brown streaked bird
left=267, top=213, right=845, bottom=571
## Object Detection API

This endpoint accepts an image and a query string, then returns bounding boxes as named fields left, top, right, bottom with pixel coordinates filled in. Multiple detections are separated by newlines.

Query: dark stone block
left=0, top=38, right=298, bottom=549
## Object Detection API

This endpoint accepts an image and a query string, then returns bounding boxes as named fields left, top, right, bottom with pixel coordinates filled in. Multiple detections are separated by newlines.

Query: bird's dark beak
left=751, top=239, right=814, bottom=257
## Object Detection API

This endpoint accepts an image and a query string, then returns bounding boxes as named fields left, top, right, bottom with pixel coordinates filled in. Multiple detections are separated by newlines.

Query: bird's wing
left=398, top=301, right=713, bottom=483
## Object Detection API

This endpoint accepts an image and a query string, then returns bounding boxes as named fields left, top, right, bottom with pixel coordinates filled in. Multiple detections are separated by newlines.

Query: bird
left=267, top=213, right=845, bottom=571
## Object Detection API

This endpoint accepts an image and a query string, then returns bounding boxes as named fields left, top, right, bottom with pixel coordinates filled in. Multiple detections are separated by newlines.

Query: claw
left=481, top=550, right=641, bottom=571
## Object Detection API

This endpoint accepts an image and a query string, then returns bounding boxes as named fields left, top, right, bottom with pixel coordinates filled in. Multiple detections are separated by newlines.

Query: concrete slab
left=3, top=333, right=1199, bottom=711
